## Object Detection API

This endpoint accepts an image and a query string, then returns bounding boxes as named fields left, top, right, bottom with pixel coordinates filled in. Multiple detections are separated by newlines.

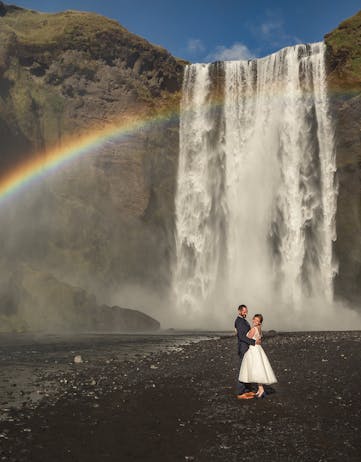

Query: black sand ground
left=0, top=331, right=360, bottom=461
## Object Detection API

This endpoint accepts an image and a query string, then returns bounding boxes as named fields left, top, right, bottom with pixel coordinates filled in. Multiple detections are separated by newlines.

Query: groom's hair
left=238, top=304, right=247, bottom=310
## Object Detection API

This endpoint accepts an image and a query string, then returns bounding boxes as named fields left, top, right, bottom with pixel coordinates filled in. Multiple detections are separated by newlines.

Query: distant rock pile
left=0, top=264, right=160, bottom=332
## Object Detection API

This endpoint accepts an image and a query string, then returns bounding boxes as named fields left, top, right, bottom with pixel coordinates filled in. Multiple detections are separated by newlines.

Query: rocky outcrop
left=0, top=264, right=160, bottom=332
left=325, top=10, right=361, bottom=302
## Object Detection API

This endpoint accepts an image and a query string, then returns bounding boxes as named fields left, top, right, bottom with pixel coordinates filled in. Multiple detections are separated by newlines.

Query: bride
left=239, top=313, right=277, bottom=398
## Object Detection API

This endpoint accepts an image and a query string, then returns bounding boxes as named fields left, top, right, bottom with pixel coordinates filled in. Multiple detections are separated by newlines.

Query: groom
left=234, top=304, right=260, bottom=399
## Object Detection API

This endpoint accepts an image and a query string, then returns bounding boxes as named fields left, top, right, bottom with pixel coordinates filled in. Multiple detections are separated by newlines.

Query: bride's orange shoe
left=237, top=391, right=256, bottom=400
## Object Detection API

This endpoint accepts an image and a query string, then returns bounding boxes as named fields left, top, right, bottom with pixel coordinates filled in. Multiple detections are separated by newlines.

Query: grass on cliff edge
left=0, top=7, right=169, bottom=56
left=325, top=10, right=361, bottom=89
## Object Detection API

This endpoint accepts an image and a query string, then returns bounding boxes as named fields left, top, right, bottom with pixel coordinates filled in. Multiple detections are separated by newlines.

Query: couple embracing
left=234, top=304, right=277, bottom=399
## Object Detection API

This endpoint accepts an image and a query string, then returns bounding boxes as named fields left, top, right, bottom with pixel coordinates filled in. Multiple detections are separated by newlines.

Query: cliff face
left=325, top=10, right=361, bottom=302
left=0, top=2, right=186, bottom=330
left=0, top=3, right=185, bottom=154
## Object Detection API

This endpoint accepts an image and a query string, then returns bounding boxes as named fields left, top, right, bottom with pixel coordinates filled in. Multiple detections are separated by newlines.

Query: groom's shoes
left=237, top=391, right=256, bottom=400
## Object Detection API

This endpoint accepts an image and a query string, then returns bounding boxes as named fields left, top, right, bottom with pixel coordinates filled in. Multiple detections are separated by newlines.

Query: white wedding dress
left=239, top=327, right=277, bottom=385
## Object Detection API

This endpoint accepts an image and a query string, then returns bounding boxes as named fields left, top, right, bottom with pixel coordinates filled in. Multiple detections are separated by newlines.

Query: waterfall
left=173, top=42, right=337, bottom=326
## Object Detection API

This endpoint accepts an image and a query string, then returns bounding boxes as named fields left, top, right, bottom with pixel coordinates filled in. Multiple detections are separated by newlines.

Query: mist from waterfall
left=173, top=42, right=360, bottom=330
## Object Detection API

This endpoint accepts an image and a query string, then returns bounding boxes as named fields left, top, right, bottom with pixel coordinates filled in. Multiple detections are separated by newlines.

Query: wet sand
left=0, top=331, right=360, bottom=461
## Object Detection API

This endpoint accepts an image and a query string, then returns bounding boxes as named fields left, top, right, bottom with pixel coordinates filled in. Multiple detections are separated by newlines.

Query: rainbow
left=0, top=80, right=353, bottom=206
left=0, top=105, right=180, bottom=205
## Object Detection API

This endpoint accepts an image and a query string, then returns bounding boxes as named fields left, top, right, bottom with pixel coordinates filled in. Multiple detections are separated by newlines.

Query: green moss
left=0, top=7, right=164, bottom=66
left=326, top=10, right=361, bottom=48
left=325, top=10, right=361, bottom=90
left=1, top=57, right=67, bottom=147
left=45, top=59, right=98, bottom=86
left=1, top=9, right=124, bottom=45
left=351, top=56, right=361, bottom=73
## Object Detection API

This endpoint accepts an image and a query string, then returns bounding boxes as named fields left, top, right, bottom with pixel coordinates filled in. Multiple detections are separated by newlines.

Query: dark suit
left=235, top=315, right=256, bottom=394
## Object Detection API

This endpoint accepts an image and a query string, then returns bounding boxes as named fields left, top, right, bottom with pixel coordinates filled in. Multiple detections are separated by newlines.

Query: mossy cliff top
left=0, top=2, right=187, bottom=99
left=0, top=2, right=186, bottom=63
left=0, top=2, right=187, bottom=160
left=325, top=10, right=361, bottom=92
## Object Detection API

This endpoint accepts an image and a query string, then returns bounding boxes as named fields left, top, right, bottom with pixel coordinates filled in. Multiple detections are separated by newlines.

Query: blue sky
left=13, top=1, right=361, bottom=62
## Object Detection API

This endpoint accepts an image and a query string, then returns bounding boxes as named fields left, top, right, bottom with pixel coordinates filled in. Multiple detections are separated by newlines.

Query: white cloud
left=252, top=12, right=302, bottom=50
left=187, top=38, right=205, bottom=54
left=207, top=42, right=254, bottom=62
left=261, top=19, right=283, bottom=37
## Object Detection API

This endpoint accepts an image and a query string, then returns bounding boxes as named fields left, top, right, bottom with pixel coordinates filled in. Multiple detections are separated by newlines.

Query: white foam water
left=173, top=42, right=347, bottom=330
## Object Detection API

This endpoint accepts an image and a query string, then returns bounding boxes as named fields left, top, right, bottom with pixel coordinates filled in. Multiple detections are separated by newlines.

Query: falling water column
left=173, top=43, right=337, bottom=323
left=173, top=63, right=226, bottom=315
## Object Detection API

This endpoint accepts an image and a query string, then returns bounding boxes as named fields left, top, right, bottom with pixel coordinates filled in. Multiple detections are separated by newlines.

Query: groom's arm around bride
left=234, top=305, right=261, bottom=357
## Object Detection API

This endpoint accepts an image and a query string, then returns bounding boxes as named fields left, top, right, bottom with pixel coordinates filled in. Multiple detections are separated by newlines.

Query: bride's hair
left=254, top=314, right=263, bottom=323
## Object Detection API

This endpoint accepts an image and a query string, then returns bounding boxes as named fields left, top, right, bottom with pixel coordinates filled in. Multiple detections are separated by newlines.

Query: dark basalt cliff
left=0, top=2, right=186, bottom=331
left=325, top=10, right=361, bottom=303
left=0, top=3, right=360, bottom=332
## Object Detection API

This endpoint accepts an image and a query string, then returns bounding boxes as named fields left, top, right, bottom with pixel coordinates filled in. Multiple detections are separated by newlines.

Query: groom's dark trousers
left=235, top=316, right=256, bottom=394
